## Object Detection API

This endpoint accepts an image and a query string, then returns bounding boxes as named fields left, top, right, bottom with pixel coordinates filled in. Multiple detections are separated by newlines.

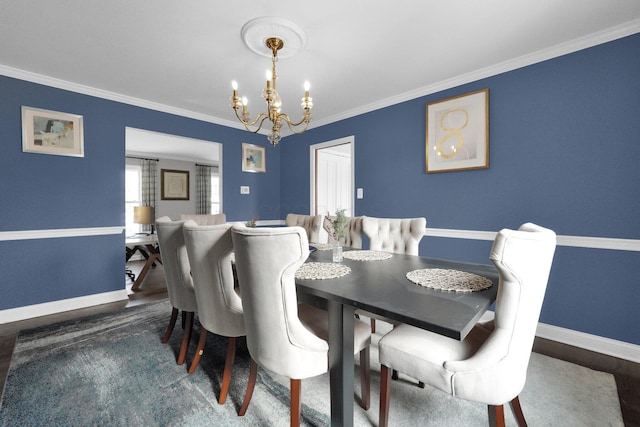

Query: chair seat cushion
left=378, top=323, right=490, bottom=395
left=298, top=304, right=372, bottom=353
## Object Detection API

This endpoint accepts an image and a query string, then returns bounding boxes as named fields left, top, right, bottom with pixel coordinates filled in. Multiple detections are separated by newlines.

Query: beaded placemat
left=295, top=262, right=351, bottom=280
left=310, top=243, right=334, bottom=251
left=406, top=268, right=493, bottom=292
left=342, top=250, right=393, bottom=261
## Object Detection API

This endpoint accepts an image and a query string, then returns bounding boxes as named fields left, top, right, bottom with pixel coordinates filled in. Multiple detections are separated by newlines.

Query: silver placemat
left=406, top=268, right=493, bottom=292
left=342, top=250, right=393, bottom=261
left=295, top=262, right=351, bottom=280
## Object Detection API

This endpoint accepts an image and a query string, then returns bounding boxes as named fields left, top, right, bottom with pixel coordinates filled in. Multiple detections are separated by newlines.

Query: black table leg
left=327, top=300, right=355, bottom=427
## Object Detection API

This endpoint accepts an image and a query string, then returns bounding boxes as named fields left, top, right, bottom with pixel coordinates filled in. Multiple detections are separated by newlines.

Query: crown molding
left=0, top=64, right=247, bottom=131
left=2, top=19, right=639, bottom=134
left=308, top=19, right=640, bottom=130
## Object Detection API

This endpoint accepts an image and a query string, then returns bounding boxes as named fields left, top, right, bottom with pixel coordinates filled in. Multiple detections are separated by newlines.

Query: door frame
left=309, top=135, right=355, bottom=216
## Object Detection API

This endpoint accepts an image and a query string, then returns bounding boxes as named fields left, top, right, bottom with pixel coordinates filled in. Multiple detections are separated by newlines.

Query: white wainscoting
left=2, top=224, right=639, bottom=362
left=0, top=289, right=129, bottom=324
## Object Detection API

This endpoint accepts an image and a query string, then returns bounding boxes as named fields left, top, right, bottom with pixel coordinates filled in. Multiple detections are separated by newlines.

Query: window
left=125, top=164, right=142, bottom=235
left=211, top=172, right=220, bottom=214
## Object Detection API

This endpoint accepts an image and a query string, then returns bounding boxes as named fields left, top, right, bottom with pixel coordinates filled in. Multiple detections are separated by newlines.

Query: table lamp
left=134, top=206, right=155, bottom=235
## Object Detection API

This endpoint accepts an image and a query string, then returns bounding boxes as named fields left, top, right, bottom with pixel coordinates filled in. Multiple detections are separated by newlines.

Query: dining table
left=295, top=246, right=499, bottom=427
left=126, top=234, right=162, bottom=291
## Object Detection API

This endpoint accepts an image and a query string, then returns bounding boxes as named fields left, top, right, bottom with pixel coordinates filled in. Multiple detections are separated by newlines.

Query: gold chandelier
left=230, top=37, right=313, bottom=147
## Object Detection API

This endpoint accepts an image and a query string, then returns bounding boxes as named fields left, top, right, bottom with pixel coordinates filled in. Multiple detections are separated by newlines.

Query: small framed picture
left=22, top=106, right=84, bottom=157
left=426, top=88, right=489, bottom=173
left=242, top=143, right=266, bottom=173
left=161, top=169, right=189, bottom=200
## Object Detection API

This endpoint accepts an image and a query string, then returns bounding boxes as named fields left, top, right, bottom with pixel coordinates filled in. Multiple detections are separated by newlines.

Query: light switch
left=240, top=186, right=250, bottom=194
left=357, top=188, right=364, bottom=199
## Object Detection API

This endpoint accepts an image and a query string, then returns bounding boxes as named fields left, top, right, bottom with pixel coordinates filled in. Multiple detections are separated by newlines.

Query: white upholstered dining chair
left=182, top=221, right=245, bottom=405
left=180, top=213, right=226, bottom=225
left=285, top=213, right=324, bottom=243
left=360, top=216, right=427, bottom=333
left=378, top=223, right=557, bottom=427
left=231, top=226, right=372, bottom=425
left=155, top=217, right=198, bottom=366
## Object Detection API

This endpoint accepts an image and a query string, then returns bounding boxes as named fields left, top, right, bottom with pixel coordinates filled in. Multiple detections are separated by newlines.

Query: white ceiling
left=2, top=1, right=640, bottom=160
left=125, top=127, right=220, bottom=163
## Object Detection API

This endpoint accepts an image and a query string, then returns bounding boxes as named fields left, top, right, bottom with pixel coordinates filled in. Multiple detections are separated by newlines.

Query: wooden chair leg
left=239, top=358, right=258, bottom=416
left=177, top=311, right=193, bottom=365
left=371, top=318, right=376, bottom=333
left=161, top=307, right=178, bottom=343
left=181, top=310, right=186, bottom=329
left=290, top=378, right=302, bottom=427
left=188, top=328, right=207, bottom=374
left=359, top=346, right=371, bottom=410
left=488, top=404, right=506, bottom=427
left=379, top=365, right=392, bottom=427
left=509, top=396, right=528, bottom=427
left=218, top=337, right=237, bottom=404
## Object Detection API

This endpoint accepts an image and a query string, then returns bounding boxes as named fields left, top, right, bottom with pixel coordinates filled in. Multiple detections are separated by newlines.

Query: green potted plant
left=324, top=209, right=348, bottom=262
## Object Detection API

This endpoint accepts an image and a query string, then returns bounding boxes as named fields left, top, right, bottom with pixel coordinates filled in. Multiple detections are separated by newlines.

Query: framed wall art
left=426, top=88, right=489, bottom=173
left=21, top=106, right=84, bottom=157
left=161, top=169, right=189, bottom=200
left=242, top=143, right=266, bottom=173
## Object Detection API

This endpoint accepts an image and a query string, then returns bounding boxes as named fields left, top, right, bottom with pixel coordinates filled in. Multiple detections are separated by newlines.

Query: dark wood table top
left=296, top=248, right=499, bottom=340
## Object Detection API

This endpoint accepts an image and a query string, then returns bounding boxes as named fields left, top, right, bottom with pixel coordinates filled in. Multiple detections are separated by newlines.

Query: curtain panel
left=141, top=159, right=157, bottom=233
left=196, top=164, right=212, bottom=215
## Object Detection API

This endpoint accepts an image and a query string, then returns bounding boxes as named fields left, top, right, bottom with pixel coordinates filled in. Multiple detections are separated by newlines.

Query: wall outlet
left=357, top=188, right=364, bottom=199
left=240, top=186, right=250, bottom=194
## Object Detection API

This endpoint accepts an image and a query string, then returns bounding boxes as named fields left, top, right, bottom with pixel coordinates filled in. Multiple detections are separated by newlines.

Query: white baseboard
left=536, top=322, right=640, bottom=364
left=481, top=310, right=640, bottom=363
left=0, top=290, right=129, bottom=324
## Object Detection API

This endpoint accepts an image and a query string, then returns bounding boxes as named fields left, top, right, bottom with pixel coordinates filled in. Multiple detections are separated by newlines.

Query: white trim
left=0, top=290, right=129, bottom=324
left=255, top=219, right=283, bottom=226
left=479, top=311, right=640, bottom=363
left=537, top=322, right=640, bottom=364
left=0, top=226, right=124, bottom=241
left=307, top=20, right=640, bottom=130
left=309, top=136, right=355, bottom=217
left=3, top=225, right=637, bottom=252
left=2, top=22, right=639, bottom=139
left=0, top=64, right=250, bottom=132
left=424, top=227, right=640, bottom=252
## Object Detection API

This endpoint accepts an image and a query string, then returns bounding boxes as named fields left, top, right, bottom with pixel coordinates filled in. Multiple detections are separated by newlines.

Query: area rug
left=0, top=300, right=623, bottom=426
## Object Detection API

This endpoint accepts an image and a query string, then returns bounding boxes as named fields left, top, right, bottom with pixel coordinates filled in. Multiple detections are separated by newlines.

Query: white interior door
left=310, top=136, right=354, bottom=242
left=316, top=148, right=351, bottom=216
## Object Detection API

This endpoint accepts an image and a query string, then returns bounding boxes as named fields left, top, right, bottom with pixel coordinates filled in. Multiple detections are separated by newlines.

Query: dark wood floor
left=1, top=261, right=639, bottom=426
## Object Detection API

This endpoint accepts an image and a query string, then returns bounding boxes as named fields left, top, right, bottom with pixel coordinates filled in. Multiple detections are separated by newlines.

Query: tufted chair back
left=180, top=213, right=226, bottom=225
left=182, top=221, right=244, bottom=337
left=362, top=216, right=426, bottom=255
left=326, top=215, right=364, bottom=248
left=155, top=217, right=197, bottom=313
left=231, top=226, right=329, bottom=380
left=155, top=216, right=198, bottom=365
left=377, top=222, right=556, bottom=427
left=285, top=213, right=324, bottom=243
left=447, top=222, right=557, bottom=403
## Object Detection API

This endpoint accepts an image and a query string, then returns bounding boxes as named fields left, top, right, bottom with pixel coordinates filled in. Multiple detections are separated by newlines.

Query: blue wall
left=1, top=33, right=639, bottom=347
left=280, top=34, right=640, bottom=345
left=0, top=76, right=279, bottom=309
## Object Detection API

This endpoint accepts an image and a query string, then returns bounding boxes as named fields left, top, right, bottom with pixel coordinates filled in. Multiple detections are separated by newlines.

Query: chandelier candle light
left=230, top=36, right=313, bottom=147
